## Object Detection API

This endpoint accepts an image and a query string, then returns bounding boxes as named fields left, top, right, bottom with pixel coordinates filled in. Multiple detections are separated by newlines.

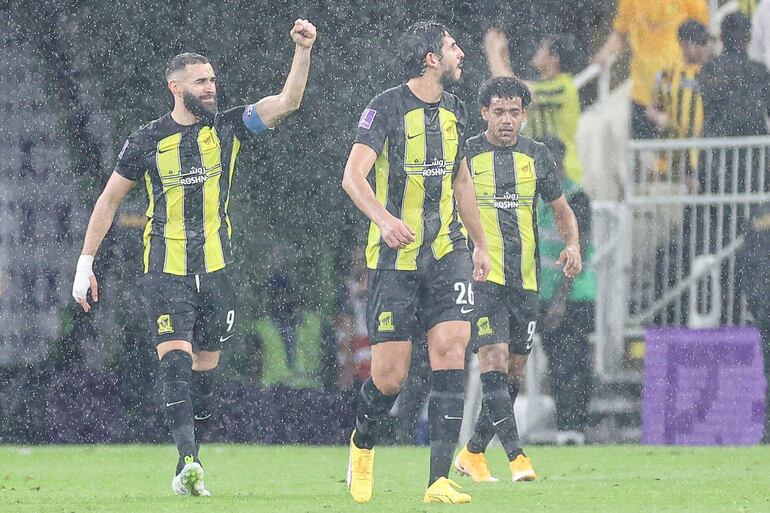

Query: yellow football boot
left=509, top=454, right=537, bottom=482
left=346, top=430, right=374, bottom=503
left=423, top=477, right=472, bottom=504
left=453, top=445, right=499, bottom=482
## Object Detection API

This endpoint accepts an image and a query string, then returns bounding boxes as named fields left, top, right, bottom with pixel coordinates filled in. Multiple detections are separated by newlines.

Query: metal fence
left=593, top=135, right=770, bottom=382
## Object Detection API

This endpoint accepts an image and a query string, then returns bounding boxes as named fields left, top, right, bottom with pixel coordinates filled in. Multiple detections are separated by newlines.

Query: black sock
left=480, top=371, right=523, bottom=461
left=192, top=369, right=215, bottom=455
left=160, top=350, right=196, bottom=474
left=353, top=378, right=399, bottom=450
left=428, top=369, right=465, bottom=486
left=467, top=399, right=495, bottom=454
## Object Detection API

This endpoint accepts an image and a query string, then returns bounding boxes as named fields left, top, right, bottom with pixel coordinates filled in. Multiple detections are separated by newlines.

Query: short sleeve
left=613, top=0, right=632, bottom=34
left=114, top=135, right=145, bottom=181
left=537, top=145, right=564, bottom=203
left=353, top=95, right=389, bottom=155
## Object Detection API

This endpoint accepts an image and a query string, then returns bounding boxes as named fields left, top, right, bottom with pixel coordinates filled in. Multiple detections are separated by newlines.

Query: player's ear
left=168, top=79, right=181, bottom=98
left=480, top=105, right=489, bottom=122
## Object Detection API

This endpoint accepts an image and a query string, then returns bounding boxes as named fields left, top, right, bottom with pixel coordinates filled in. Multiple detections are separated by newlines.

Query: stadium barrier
left=593, top=135, right=770, bottom=383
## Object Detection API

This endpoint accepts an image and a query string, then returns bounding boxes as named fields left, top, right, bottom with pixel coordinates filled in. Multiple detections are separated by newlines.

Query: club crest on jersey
left=378, top=311, right=394, bottom=332
left=519, top=161, right=534, bottom=179
left=358, top=108, right=377, bottom=130
left=157, top=314, right=174, bottom=335
left=477, top=317, right=494, bottom=337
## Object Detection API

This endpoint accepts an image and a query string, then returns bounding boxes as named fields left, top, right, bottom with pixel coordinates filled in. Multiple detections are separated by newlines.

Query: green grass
left=2, top=444, right=770, bottom=512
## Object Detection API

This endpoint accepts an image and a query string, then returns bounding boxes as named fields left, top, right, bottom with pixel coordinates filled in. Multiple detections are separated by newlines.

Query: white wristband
left=76, top=255, right=95, bottom=274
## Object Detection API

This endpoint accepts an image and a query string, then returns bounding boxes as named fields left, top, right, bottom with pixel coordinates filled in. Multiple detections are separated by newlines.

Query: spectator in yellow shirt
left=593, top=0, right=709, bottom=139
left=484, top=30, right=584, bottom=184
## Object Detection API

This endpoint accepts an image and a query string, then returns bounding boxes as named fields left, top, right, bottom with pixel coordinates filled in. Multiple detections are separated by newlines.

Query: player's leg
left=423, top=320, right=472, bottom=503
left=503, top=292, right=538, bottom=482
left=144, top=271, right=206, bottom=496
left=348, top=267, right=416, bottom=503
left=454, top=281, right=506, bottom=482
left=505, top=353, right=536, bottom=481
left=421, top=251, right=474, bottom=504
left=191, top=351, right=219, bottom=455
left=192, top=268, right=236, bottom=459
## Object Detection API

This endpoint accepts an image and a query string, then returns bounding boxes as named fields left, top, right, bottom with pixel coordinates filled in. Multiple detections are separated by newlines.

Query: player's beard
left=183, top=90, right=218, bottom=121
left=439, top=63, right=462, bottom=89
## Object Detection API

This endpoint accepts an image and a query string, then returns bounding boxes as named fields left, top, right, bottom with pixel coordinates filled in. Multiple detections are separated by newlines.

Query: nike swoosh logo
left=444, top=415, right=463, bottom=420
left=406, top=133, right=420, bottom=140
left=460, top=307, right=474, bottom=314
left=194, top=414, right=212, bottom=421
left=158, top=147, right=175, bottom=154
left=492, top=416, right=510, bottom=427
left=165, top=400, right=186, bottom=407
left=219, top=334, right=235, bottom=343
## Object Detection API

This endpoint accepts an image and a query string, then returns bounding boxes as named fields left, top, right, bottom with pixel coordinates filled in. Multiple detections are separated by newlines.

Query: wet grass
left=2, top=444, right=769, bottom=512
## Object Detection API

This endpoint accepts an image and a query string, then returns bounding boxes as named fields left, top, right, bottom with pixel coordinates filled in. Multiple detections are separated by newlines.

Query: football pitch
left=2, top=444, right=769, bottom=512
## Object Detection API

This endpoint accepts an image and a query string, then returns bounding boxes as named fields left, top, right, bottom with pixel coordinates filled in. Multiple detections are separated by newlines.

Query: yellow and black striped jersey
left=466, top=133, right=562, bottom=290
left=524, top=73, right=583, bottom=184
left=354, top=84, right=467, bottom=271
left=114, top=106, right=266, bottom=275
left=652, top=62, right=704, bottom=139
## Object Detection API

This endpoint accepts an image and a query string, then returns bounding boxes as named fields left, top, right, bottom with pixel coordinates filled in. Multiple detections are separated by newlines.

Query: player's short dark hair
left=721, top=12, right=751, bottom=53
left=400, top=21, right=450, bottom=79
left=478, top=76, right=532, bottom=109
left=546, top=33, right=580, bottom=72
left=165, top=52, right=210, bottom=80
left=678, top=19, right=709, bottom=45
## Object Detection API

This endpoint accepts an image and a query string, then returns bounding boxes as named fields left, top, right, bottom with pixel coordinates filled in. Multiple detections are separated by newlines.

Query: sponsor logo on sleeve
left=358, top=108, right=377, bottom=130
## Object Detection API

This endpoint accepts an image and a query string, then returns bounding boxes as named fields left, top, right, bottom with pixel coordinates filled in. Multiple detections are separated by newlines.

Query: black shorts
left=366, top=250, right=474, bottom=343
left=142, top=267, right=236, bottom=350
left=471, top=282, right=538, bottom=355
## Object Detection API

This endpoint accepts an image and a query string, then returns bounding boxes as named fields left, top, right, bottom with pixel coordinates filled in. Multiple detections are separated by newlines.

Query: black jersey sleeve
left=353, top=95, right=389, bottom=155
left=537, top=144, right=563, bottom=203
left=222, top=104, right=268, bottom=141
left=114, top=134, right=146, bottom=181
left=455, top=99, right=468, bottom=163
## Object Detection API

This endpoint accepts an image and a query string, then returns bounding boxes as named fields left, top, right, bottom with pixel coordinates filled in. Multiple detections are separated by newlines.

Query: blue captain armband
left=242, top=103, right=268, bottom=134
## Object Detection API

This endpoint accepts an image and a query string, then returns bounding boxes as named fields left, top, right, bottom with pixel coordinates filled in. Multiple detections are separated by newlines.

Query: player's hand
left=72, top=255, right=99, bottom=313
left=378, top=213, right=415, bottom=249
left=558, top=244, right=582, bottom=278
left=472, top=246, right=491, bottom=282
left=290, top=19, right=317, bottom=49
left=484, top=27, right=508, bottom=56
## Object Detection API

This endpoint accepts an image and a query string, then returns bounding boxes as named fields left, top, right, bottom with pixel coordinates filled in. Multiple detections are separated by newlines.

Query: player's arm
left=592, top=30, right=627, bottom=69
left=549, top=195, right=582, bottom=278
left=483, top=28, right=515, bottom=78
left=72, top=171, right=136, bottom=312
left=645, top=71, right=669, bottom=131
left=454, top=158, right=491, bottom=282
left=341, top=143, right=415, bottom=249
left=252, top=19, right=317, bottom=128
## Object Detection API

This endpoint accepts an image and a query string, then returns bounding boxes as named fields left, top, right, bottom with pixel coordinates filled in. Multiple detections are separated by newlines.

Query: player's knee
left=192, top=351, right=221, bottom=371
left=372, top=366, right=408, bottom=395
left=478, top=344, right=509, bottom=373
left=429, top=338, right=467, bottom=369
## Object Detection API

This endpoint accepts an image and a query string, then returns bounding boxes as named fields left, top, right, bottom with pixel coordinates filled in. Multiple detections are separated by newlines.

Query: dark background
left=0, top=0, right=611, bottom=442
